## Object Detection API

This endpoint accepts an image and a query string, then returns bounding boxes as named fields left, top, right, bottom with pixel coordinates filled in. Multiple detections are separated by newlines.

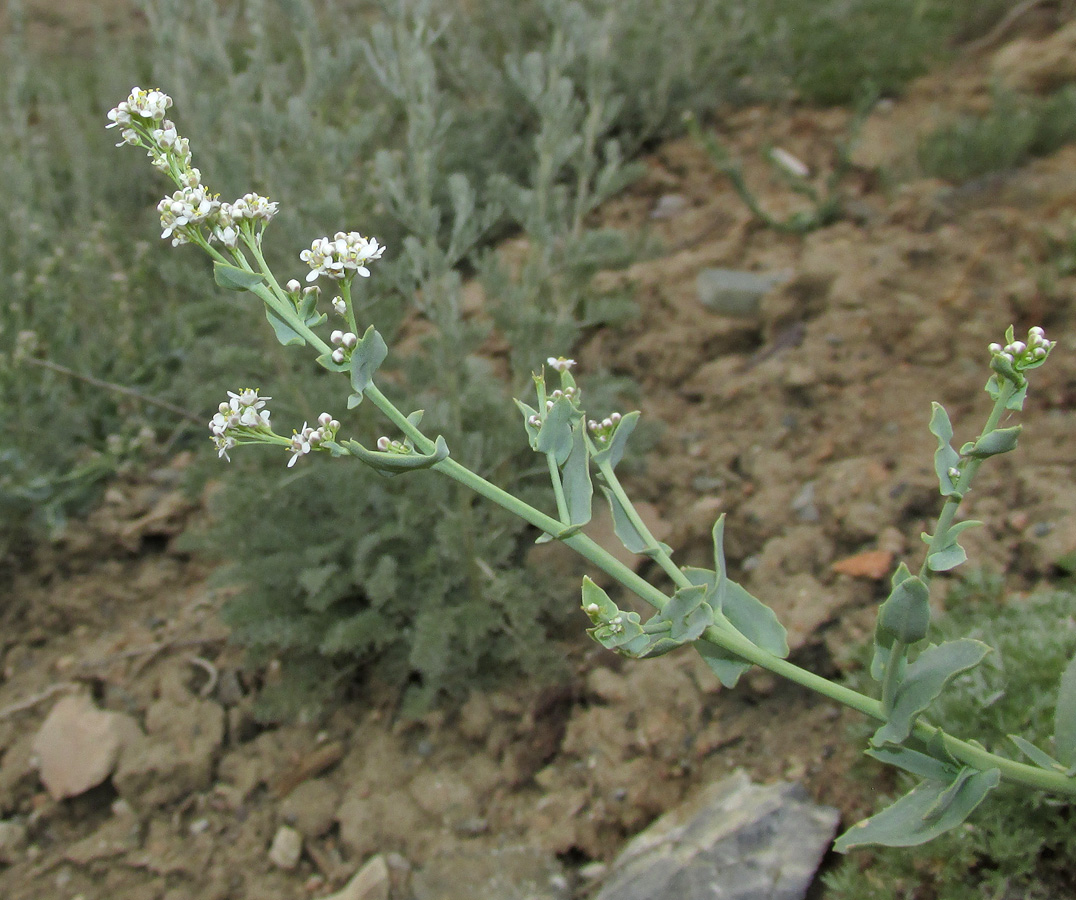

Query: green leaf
left=929, top=403, right=961, bottom=496
left=213, top=261, right=265, bottom=291
left=1054, top=650, right=1076, bottom=767
left=514, top=399, right=541, bottom=450
left=265, top=305, right=305, bottom=347
left=592, top=410, right=640, bottom=471
left=833, top=767, right=1000, bottom=851
left=689, top=517, right=789, bottom=687
left=536, top=397, right=577, bottom=465
left=349, top=326, right=388, bottom=398
left=600, top=485, right=650, bottom=555
left=561, top=419, right=592, bottom=528
left=876, top=566, right=930, bottom=647
left=985, top=373, right=1027, bottom=409
left=872, top=639, right=991, bottom=746
left=927, top=542, right=967, bottom=572
left=1010, top=735, right=1068, bottom=773
left=654, top=584, right=713, bottom=645
left=968, top=425, right=1022, bottom=458
left=865, top=745, right=958, bottom=783
left=341, top=435, right=449, bottom=476
left=580, top=578, right=651, bottom=656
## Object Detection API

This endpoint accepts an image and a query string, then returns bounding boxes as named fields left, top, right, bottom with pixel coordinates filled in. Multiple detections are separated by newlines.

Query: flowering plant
left=109, top=87, right=1076, bottom=849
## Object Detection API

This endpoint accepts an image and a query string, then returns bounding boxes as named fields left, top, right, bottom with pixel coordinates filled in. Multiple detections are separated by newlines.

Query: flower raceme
left=108, top=87, right=382, bottom=467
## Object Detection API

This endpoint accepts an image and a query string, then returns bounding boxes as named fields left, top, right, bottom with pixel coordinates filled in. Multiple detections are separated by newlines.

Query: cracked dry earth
left=5, top=18, right=1076, bottom=900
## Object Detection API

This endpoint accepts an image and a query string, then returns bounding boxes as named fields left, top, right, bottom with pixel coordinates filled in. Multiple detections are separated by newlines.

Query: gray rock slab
left=595, top=770, right=839, bottom=900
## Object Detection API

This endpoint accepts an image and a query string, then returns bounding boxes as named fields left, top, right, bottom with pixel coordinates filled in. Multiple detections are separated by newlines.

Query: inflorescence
left=109, top=87, right=383, bottom=467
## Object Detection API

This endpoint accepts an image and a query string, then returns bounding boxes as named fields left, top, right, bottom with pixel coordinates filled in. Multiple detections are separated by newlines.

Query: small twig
left=0, top=683, right=79, bottom=720
left=74, top=636, right=226, bottom=675
left=21, top=355, right=204, bottom=424
left=188, top=655, right=219, bottom=698
left=964, top=0, right=1048, bottom=54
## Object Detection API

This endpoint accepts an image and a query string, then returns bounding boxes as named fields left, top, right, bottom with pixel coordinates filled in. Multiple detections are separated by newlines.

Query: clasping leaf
left=833, top=767, right=1000, bottom=851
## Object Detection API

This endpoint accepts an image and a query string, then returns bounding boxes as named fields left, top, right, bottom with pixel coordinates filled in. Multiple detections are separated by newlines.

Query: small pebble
left=268, top=825, right=303, bottom=870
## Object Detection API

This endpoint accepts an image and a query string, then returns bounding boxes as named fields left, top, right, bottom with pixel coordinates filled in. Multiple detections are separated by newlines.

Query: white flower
left=287, top=424, right=315, bottom=467
left=107, top=87, right=173, bottom=130
left=547, top=356, right=576, bottom=372
left=214, top=434, right=237, bottom=461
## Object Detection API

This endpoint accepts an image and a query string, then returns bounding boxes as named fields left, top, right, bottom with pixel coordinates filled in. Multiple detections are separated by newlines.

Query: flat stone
left=32, top=694, right=142, bottom=800
left=595, top=770, right=839, bottom=900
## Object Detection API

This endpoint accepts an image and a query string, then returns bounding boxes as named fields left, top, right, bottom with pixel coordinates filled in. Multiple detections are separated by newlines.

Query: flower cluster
left=107, top=87, right=190, bottom=171
left=300, top=232, right=385, bottom=282
left=526, top=385, right=582, bottom=429
left=288, top=413, right=341, bottom=468
left=109, top=89, right=278, bottom=250
left=989, top=326, right=1054, bottom=371
left=214, top=193, right=280, bottom=247
left=209, top=389, right=274, bottom=461
left=158, top=184, right=221, bottom=246
left=587, top=412, right=623, bottom=445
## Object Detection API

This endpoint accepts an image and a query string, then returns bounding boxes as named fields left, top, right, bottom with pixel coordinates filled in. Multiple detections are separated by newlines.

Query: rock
left=337, top=789, right=425, bottom=861
left=696, top=268, right=792, bottom=318
left=0, top=818, right=28, bottom=864
left=279, top=778, right=339, bottom=838
left=411, top=844, right=569, bottom=900
left=594, top=770, right=839, bottom=900
left=319, top=853, right=391, bottom=900
left=31, top=694, right=141, bottom=800
left=992, top=21, right=1076, bottom=94
left=268, top=825, right=303, bottom=871
left=114, top=693, right=225, bottom=808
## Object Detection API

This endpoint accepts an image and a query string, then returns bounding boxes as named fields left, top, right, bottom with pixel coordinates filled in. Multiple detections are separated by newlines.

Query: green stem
left=547, top=452, right=570, bottom=523
left=920, top=380, right=1014, bottom=581
left=596, top=459, right=692, bottom=591
left=880, top=639, right=906, bottom=713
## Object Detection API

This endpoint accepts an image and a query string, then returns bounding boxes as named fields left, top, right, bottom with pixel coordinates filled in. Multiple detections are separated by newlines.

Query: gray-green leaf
left=213, top=261, right=265, bottom=291
left=876, top=565, right=930, bottom=647
left=1054, top=650, right=1076, bottom=767
left=592, top=410, right=640, bottom=471
left=349, top=326, right=388, bottom=398
left=561, top=419, right=592, bottom=529
left=929, top=402, right=961, bottom=496
left=265, top=305, right=305, bottom=347
left=872, top=639, right=991, bottom=746
left=833, top=767, right=1000, bottom=851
